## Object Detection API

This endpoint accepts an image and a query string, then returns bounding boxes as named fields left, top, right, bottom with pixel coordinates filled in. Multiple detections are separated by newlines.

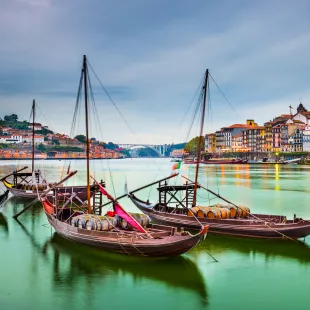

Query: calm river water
left=0, top=158, right=310, bottom=310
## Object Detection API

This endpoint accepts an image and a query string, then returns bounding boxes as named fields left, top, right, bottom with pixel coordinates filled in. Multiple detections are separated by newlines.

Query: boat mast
left=31, top=99, right=35, bottom=173
left=83, top=55, right=91, bottom=214
left=193, top=69, right=208, bottom=207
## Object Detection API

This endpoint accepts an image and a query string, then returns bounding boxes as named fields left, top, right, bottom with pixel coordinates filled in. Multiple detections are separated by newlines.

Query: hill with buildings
left=0, top=114, right=126, bottom=159
left=204, top=103, right=310, bottom=157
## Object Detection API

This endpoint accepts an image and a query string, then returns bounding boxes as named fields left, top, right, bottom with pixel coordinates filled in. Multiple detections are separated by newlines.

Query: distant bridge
left=118, top=144, right=167, bottom=156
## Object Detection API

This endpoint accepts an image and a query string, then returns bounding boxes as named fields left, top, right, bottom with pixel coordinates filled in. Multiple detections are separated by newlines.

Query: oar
left=0, top=166, right=28, bottom=182
left=13, top=171, right=78, bottom=220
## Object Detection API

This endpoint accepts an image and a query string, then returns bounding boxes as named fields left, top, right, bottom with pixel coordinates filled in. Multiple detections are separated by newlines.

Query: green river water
left=0, top=158, right=310, bottom=310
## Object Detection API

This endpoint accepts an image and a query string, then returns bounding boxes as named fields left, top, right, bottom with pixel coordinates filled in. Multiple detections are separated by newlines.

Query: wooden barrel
left=196, top=207, right=211, bottom=218
left=72, top=217, right=80, bottom=227
left=127, top=213, right=149, bottom=228
left=95, top=218, right=103, bottom=231
left=218, top=207, right=230, bottom=219
left=100, top=217, right=113, bottom=231
left=106, top=216, right=118, bottom=228
left=238, top=206, right=251, bottom=218
left=78, top=218, right=84, bottom=229
left=206, top=207, right=222, bottom=219
left=228, top=204, right=238, bottom=218
left=120, top=218, right=132, bottom=230
left=188, top=206, right=200, bottom=217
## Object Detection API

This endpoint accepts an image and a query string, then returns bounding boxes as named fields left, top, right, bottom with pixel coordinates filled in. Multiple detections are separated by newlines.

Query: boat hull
left=129, top=196, right=310, bottom=239
left=184, top=159, right=248, bottom=164
left=4, top=184, right=95, bottom=201
left=45, top=213, right=206, bottom=257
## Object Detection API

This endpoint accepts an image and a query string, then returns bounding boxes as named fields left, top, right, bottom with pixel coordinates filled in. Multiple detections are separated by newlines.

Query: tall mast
left=32, top=99, right=35, bottom=173
left=83, top=55, right=91, bottom=214
left=193, top=69, right=208, bottom=207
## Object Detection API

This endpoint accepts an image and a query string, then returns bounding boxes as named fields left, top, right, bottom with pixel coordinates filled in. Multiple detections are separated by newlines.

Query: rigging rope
left=209, top=72, right=239, bottom=116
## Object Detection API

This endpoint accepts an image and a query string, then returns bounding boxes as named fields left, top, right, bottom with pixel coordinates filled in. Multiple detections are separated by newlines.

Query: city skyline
left=1, top=0, right=310, bottom=144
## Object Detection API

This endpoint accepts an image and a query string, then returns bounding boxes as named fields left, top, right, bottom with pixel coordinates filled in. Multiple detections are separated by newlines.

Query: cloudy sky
left=1, top=0, right=310, bottom=144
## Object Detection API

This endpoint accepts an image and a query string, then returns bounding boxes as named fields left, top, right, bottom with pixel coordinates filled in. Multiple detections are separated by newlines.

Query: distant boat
left=1, top=101, right=95, bottom=201
left=184, top=158, right=247, bottom=164
left=170, top=158, right=182, bottom=162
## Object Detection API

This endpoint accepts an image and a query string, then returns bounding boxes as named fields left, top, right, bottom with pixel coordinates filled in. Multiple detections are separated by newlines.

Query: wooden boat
left=1, top=101, right=94, bottom=201
left=39, top=55, right=208, bottom=257
left=129, top=191, right=310, bottom=239
left=184, top=158, right=247, bottom=164
left=2, top=169, right=96, bottom=200
left=128, top=69, right=310, bottom=240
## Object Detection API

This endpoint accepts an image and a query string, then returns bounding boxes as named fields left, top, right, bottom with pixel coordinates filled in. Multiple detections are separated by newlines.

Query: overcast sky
left=1, top=0, right=310, bottom=144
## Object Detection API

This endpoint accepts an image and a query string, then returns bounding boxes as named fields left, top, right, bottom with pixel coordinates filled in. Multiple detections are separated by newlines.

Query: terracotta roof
left=225, top=124, right=252, bottom=129
left=232, top=134, right=242, bottom=138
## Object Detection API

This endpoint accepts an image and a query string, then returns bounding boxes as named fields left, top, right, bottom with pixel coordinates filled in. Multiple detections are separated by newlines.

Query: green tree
left=74, top=134, right=87, bottom=144
left=184, top=136, right=205, bottom=154
left=4, top=114, right=18, bottom=122
left=37, top=143, right=47, bottom=152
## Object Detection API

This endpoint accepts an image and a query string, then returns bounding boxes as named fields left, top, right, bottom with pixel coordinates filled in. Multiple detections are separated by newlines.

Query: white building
left=0, top=135, right=23, bottom=144
left=28, top=123, right=42, bottom=130
left=22, top=135, right=44, bottom=144
left=303, top=125, right=310, bottom=152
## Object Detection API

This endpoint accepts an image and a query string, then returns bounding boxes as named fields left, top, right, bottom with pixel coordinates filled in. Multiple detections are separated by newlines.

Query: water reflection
left=0, top=212, right=8, bottom=235
left=193, top=235, right=310, bottom=264
left=46, top=235, right=209, bottom=305
left=14, top=205, right=209, bottom=307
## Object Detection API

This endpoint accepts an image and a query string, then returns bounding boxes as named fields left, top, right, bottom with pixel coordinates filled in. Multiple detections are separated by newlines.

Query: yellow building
left=205, top=133, right=216, bottom=153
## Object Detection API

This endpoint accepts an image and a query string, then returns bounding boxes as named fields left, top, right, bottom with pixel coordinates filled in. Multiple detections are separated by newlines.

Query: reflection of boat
left=0, top=190, right=9, bottom=206
left=46, top=233, right=208, bottom=304
left=42, top=55, right=208, bottom=257
left=0, top=212, right=8, bottom=234
left=194, top=235, right=310, bottom=264
left=129, top=69, right=310, bottom=240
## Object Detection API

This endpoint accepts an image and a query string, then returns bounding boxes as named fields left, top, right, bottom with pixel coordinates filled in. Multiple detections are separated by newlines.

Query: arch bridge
left=118, top=144, right=167, bottom=157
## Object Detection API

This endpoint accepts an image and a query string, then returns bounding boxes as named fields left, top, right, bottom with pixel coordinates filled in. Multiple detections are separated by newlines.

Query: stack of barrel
left=71, top=212, right=150, bottom=231
left=188, top=204, right=250, bottom=219
left=71, top=214, right=117, bottom=231
left=116, top=213, right=149, bottom=230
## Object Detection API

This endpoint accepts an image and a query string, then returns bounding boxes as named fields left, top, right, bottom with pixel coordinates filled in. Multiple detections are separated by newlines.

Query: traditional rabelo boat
left=1, top=101, right=97, bottom=201
left=39, top=55, right=208, bottom=257
left=128, top=69, right=310, bottom=240
left=1, top=100, right=55, bottom=198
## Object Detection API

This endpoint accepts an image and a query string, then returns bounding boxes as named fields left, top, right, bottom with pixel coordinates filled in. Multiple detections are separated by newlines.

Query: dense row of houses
left=205, top=103, right=310, bottom=153
left=0, top=122, right=124, bottom=159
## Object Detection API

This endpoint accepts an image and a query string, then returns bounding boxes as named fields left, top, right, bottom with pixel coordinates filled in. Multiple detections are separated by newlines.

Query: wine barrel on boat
left=188, top=206, right=200, bottom=216
left=206, top=207, right=222, bottom=219
left=237, top=206, right=251, bottom=218
left=218, top=207, right=230, bottom=219
left=227, top=204, right=238, bottom=218
left=71, top=215, right=116, bottom=231
left=119, top=213, right=149, bottom=230
left=196, top=207, right=211, bottom=218
left=188, top=206, right=211, bottom=218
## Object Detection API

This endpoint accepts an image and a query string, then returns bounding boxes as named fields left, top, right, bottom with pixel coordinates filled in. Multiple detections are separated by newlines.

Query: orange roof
left=232, top=134, right=242, bottom=138
left=224, top=124, right=252, bottom=129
